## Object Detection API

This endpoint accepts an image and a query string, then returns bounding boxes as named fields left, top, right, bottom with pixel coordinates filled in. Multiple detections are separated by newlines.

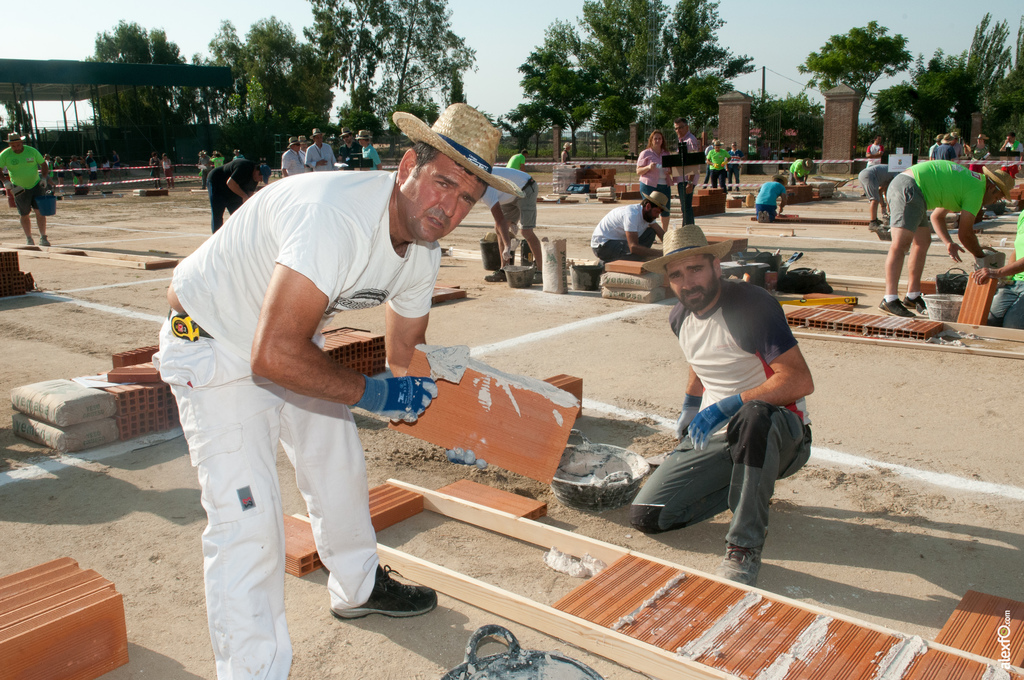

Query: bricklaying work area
left=1, top=186, right=1023, bottom=678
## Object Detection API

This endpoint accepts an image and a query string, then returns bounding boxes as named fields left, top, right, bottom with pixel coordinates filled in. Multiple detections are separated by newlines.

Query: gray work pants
left=630, top=401, right=811, bottom=548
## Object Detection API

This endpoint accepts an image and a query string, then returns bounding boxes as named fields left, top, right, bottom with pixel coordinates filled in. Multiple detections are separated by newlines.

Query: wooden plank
left=390, top=349, right=577, bottom=484
left=0, top=243, right=178, bottom=270
left=437, top=479, right=547, bottom=519
left=957, top=277, right=998, bottom=325
left=935, top=590, right=1024, bottom=666
left=791, top=330, right=1024, bottom=360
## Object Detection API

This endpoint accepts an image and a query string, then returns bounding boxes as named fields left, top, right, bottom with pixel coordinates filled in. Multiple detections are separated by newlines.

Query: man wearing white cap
left=280, top=137, right=305, bottom=178
left=631, top=224, right=815, bottom=587
left=1, top=133, right=51, bottom=246
left=303, top=127, right=334, bottom=172
left=154, top=103, right=521, bottom=680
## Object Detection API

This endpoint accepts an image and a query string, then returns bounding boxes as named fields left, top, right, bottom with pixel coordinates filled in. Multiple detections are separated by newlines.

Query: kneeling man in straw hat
left=155, top=103, right=522, bottom=680
left=631, top=224, right=815, bottom=587
left=879, top=159, right=1013, bottom=317
left=590, top=190, right=668, bottom=262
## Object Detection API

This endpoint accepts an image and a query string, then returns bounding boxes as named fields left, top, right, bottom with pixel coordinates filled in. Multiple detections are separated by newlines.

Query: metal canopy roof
left=0, top=59, right=233, bottom=101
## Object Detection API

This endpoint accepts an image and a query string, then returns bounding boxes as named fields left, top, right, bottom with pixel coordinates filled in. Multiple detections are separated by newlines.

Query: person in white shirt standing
left=154, top=104, right=522, bottom=680
left=280, top=137, right=305, bottom=178
left=479, top=166, right=540, bottom=282
left=303, top=128, right=334, bottom=172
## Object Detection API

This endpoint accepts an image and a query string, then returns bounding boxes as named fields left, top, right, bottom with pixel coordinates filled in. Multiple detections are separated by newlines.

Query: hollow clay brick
left=368, top=483, right=424, bottom=531
left=390, top=349, right=578, bottom=484
left=105, top=362, right=162, bottom=384
left=438, top=479, right=547, bottom=519
left=432, top=286, right=468, bottom=304
left=935, top=590, right=1024, bottom=666
left=544, top=374, right=583, bottom=419
left=957, top=277, right=998, bottom=325
left=603, top=260, right=647, bottom=276
left=111, top=346, right=158, bottom=369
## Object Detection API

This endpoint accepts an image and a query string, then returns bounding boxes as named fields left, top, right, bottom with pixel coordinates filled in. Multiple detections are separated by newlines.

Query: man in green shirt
left=0, top=134, right=51, bottom=245
left=788, top=158, right=813, bottom=185
left=880, top=160, right=1013, bottom=317
left=507, top=149, right=527, bottom=170
left=706, top=140, right=730, bottom=189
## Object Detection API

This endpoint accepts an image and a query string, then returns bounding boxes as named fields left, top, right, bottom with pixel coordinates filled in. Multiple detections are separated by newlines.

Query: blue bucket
left=35, top=195, right=57, bottom=216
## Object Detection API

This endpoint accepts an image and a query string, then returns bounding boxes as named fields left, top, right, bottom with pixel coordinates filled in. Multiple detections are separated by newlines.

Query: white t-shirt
left=304, top=142, right=335, bottom=171
left=281, top=148, right=305, bottom=176
left=172, top=172, right=440, bottom=362
left=590, top=204, right=652, bottom=248
left=480, top=167, right=531, bottom=208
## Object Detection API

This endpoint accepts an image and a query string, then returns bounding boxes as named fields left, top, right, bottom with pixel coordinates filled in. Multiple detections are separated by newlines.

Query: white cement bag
left=11, top=379, right=117, bottom=427
left=12, top=412, right=119, bottom=453
left=541, top=238, right=568, bottom=294
left=599, top=271, right=664, bottom=290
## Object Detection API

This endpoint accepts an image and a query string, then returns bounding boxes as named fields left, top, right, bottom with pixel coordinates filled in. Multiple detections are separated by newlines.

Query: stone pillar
left=716, top=91, right=752, bottom=151
left=552, top=125, right=562, bottom=161
left=821, top=84, right=860, bottom=173
left=629, top=123, right=638, bottom=157
left=971, top=112, right=983, bottom=144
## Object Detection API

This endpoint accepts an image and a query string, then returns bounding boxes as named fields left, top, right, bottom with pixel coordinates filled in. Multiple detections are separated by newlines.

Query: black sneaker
left=331, top=565, right=437, bottom=620
left=483, top=269, right=506, bottom=283
left=714, top=544, right=762, bottom=586
left=868, top=219, right=883, bottom=230
left=879, top=298, right=914, bottom=317
left=903, top=295, right=927, bottom=314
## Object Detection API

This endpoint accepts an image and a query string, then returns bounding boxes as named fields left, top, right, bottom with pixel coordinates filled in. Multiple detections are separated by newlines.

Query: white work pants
left=155, top=321, right=379, bottom=680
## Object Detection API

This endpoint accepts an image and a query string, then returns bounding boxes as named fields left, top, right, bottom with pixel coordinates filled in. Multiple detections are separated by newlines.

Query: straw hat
left=288, top=136, right=299, bottom=145
left=643, top=225, right=733, bottom=274
left=713, top=139, right=723, bottom=147
left=643, top=190, right=669, bottom=211
left=393, top=103, right=523, bottom=197
left=771, top=174, right=786, bottom=184
left=298, top=135, right=307, bottom=143
left=977, top=134, right=989, bottom=140
left=6, top=133, right=23, bottom=143
left=982, top=167, right=1014, bottom=199
left=355, top=129, right=372, bottom=140
left=311, top=128, right=324, bottom=137
left=941, top=135, right=954, bottom=144
left=935, top=134, right=944, bottom=142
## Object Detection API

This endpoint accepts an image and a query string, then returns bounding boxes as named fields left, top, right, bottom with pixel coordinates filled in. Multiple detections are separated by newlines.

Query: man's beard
left=679, top=275, right=720, bottom=312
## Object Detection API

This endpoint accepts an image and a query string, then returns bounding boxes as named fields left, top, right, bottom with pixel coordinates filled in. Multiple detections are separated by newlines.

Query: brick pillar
left=716, top=91, right=751, bottom=151
left=552, top=126, right=561, bottom=161
left=971, top=112, right=983, bottom=144
left=821, top=84, right=860, bottom=174
left=629, top=123, right=638, bottom=156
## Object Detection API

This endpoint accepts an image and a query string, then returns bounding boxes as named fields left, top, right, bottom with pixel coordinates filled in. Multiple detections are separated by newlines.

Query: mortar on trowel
left=551, top=430, right=650, bottom=512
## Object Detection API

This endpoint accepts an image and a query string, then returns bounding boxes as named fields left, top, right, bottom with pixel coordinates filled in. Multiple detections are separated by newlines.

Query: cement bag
left=11, top=379, right=116, bottom=427
left=601, top=287, right=666, bottom=303
left=541, top=238, right=568, bottom=294
left=599, top=271, right=664, bottom=290
left=12, top=412, right=119, bottom=453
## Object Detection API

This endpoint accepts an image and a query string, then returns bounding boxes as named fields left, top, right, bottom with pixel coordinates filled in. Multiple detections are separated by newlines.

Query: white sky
left=4, top=0, right=1023, bottom=128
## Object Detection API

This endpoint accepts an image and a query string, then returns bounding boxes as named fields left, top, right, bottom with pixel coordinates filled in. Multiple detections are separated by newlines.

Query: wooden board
left=1, top=244, right=178, bottom=270
left=957, top=277, right=998, bottom=325
left=390, top=349, right=577, bottom=484
left=936, top=590, right=1024, bottom=666
left=431, top=286, right=467, bottom=305
left=437, top=479, right=547, bottom=519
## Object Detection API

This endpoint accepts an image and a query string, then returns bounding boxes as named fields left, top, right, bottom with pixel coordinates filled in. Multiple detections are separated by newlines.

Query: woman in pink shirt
left=636, top=129, right=673, bottom=231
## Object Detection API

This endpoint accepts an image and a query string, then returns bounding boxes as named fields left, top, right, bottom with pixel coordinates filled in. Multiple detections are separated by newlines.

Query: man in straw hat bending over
left=631, top=224, right=814, bottom=586
left=154, top=103, right=522, bottom=680
left=879, top=159, right=1013, bottom=317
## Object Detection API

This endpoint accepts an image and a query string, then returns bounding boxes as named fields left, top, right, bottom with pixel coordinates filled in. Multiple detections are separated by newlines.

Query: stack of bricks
left=580, top=168, right=616, bottom=192
left=0, top=557, right=129, bottom=679
left=321, top=327, right=387, bottom=376
left=0, top=251, right=31, bottom=298
left=785, top=307, right=944, bottom=340
left=692, top=188, right=726, bottom=216
left=104, top=346, right=179, bottom=440
left=786, top=184, right=815, bottom=204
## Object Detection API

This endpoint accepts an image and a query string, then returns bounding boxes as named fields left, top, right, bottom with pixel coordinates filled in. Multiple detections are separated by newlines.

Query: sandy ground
left=1, top=177, right=1023, bottom=680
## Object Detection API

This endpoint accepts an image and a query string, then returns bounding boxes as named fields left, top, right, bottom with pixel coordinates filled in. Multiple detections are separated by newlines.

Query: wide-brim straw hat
left=935, top=134, right=945, bottom=142
left=7, top=133, right=23, bottom=142
left=643, top=224, right=733, bottom=274
left=982, top=167, right=1014, bottom=199
left=311, top=128, right=323, bottom=136
left=977, top=134, right=989, bottom=140
left=643, top=190, right=669, bottom=211
left=355, top=130, right=372, bottom=140
left=288, top=136, right=299, bottom=145
left=393, top=103, right=523, bottom=197
left=941, top=135, right=954, bottom=144
left=771, top=174, right=787, bottom=184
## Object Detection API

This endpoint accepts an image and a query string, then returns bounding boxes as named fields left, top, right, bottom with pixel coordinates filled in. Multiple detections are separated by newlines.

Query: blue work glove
left=674, top=393, right=703, bottom=440
left=687, top=394, right=743, bottom=450
left=354, top=375, right=438, bottom=423
left=445, top=447, right=488, bottom=469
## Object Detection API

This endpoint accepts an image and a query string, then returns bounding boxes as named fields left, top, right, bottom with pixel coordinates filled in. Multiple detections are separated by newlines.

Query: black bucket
left=479, top=238, right=501, bottom=271
left=571, top=263, right=604, bottom=291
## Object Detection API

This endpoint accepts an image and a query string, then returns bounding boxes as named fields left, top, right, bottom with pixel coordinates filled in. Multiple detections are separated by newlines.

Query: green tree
left=798, top=21, right=912, bottom=116
left=968, top=13, right=1012, bottom=110
left=751, top=91, right=823, bottom=154
left=593, top=95, right=636, bottom=156
left=306, top=0, right=388, bottom=98
left=499, top=102, right=554, bottom=155
left=984, top=17, right=1024, bottom=140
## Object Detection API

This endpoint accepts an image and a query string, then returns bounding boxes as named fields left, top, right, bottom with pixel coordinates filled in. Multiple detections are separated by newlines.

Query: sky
left=4, top=0, right=1024, bottom=129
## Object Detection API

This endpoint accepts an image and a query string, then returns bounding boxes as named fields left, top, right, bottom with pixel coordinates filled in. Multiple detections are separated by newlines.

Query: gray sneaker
left=331, top=565, right=436, bottom=620
left=25, top=236, right=34, bottom=246
left=38, top=235, right=50, bottom=247
left=714, top=544, right=762, bottom=586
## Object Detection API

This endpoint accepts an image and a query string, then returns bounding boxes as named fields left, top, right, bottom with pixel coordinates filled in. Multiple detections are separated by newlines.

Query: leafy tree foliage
left=799, top=21, right=911, bottom=114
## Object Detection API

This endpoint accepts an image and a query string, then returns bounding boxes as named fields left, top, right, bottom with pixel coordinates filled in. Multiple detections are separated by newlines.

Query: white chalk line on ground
left=4, top=285, right=1021, bottom=502
left=56, top=277, right=173, bottom=294
left=0, top=429, right=182, bottom=489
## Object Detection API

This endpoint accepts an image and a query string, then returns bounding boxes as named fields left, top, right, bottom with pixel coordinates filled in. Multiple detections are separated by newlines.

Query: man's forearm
left=252, top=335, right=367, bottom=404
left=957, top=215, right=985, bottom=258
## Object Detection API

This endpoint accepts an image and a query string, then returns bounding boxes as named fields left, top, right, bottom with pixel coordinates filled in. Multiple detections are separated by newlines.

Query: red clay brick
left=438, top=479, right=547, bottom=519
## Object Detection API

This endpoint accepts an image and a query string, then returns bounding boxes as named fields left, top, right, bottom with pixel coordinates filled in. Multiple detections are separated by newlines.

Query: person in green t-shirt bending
left=788, top=158, right=813, bottom=186
left=880, top=160, right=1013, bottom=317
left=0, top=133, right=51, bottom=246
left=506, top=149, right=527, bottom=170
left=973, top=211, right=1024, bottom=328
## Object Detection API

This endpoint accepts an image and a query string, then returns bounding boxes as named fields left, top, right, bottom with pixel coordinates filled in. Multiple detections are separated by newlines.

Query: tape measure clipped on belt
left=170, top=313, right=212, bottom=341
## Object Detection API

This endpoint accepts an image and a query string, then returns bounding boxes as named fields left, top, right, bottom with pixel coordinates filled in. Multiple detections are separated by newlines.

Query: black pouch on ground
left=935, top=267, right=969, bottom=295
left=777, top=267, right=833, bottom=294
